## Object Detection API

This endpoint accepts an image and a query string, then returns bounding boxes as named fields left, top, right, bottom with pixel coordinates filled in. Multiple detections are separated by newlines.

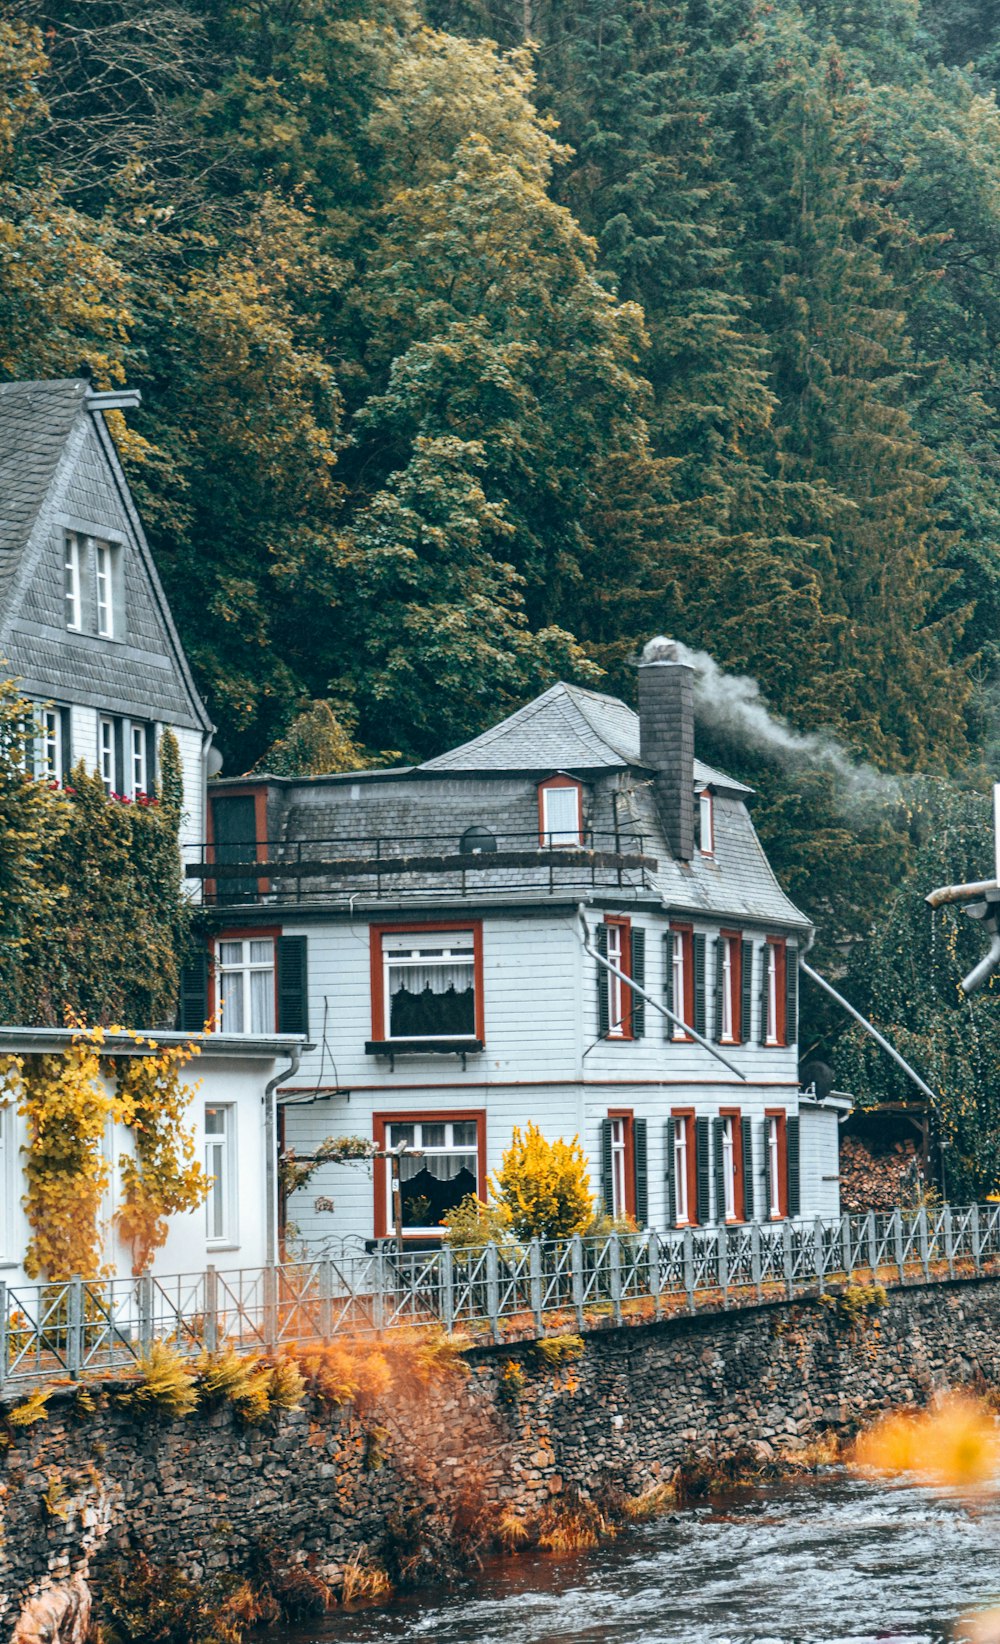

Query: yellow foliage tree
left=115, top=1034, right=209, bottom=1276
left=491, top=1123, right=595, bottom=1241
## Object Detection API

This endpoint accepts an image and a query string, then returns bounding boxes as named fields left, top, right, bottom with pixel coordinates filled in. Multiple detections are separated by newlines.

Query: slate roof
left=0, top=380, right=88, bottom=605
left=419, top=681, right=751, bottom=794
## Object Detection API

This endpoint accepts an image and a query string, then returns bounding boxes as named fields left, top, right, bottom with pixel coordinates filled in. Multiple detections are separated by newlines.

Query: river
left=269, top=1473, right=1000, bottom=1644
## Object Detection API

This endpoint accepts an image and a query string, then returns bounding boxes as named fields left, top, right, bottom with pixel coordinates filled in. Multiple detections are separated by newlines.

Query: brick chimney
left=638, top=639, right=694, bottom=861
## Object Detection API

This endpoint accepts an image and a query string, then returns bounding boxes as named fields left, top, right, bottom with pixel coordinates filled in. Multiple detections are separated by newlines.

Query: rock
left=11, top=1576, right=91, bottom=1644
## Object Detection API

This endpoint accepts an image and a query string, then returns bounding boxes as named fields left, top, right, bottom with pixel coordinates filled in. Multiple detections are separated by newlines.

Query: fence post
left=263, top=1264, right=278, bottom=1352
left=918, top=1205, right=930, bottom=1281
left=609, top=1232, right=622, bottom=1327
left=205, top=1265, right=219, bottom=1354
left=842, top=1213, right=853, bottom=1280
left=371, top=1251, right=386, bottom=1334
left=717, top=1222, right=729, bottom=1308
left=782, top=1220, right=794, bottom=1300
left=814, top=1217, right=825, bottom=1294
left=441, top=1245, right=455, bottom=1335
left=893, top=1208, right=905, bottom=1286
left=486, top=1242, right=500, bottom=1342
left=529, top=1239, right=543, bottom=1336
left=647, top=1229, right=661, bottom=1320
left=319, top=1258, right=333, bottom=1342
left=137, top=1274, right=153, bottom=1359
left=867, top=1211, right=878, bottom=1280
left=683, top=1229, right=695, bottom=1313
left=971, top=1203, right=983, bottom=1276
left=67, top=1277, right=84, bottom=1380
left=571, top=1234, right=585, bottom=1331
left=945, top=1204, right=955, bottom=1280
left=751, top=1222, right=762, bottom=1302
left=0, top=1280, right=6, bottom=1392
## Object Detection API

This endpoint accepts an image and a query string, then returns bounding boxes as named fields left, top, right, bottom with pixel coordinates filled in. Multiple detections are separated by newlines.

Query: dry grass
left=495, top=1507, right=531, bottom=1549
left=621, top=1480, right=677, bottom=1521
left=291, top=1328, right=469, bottom=1414
left=339, top=1551, right=393, bottom=1604
left=535, top=1495, right=612, bottom=1552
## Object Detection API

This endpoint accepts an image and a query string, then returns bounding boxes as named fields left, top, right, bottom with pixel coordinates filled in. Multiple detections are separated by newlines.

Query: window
left=205, top=1104, right=236, bottom=1243
left=669, top=926, right=694, bottom=1040
left=598, top=919, right=644, bottom=1042
left=672, top=1111, right=694, bottom=1225
left=34, top=706, right=66, bottom=781
left=538, top=776, right=582, bottom=847
left=376, top=1115, right=483, bottom=1236
left=131, top=723, right=147, bottom=796
left=98, top=715, right=116, bottom=793
left=374, top=926, right=482, bottom=1044
left=721, top=938, right=734, bottom=1042
left=721, top=1115, right=736, bottom=1219
left=95, top=539, right=114, bottom=637
left=698, top=789, right=714, bottom=856
left=716, top=933, right=742, bottom=1045
left=764, top=939, right=787, bottom=1046
left=606, top=919, right=631, bottom=1039
left=601, top=1111, right=647, bottom=1224
left=218, top=937, right=275, bottom=1033
left=64, top=532, right=82, bottom=630
left=766, top=1111, right=787, bottom=1219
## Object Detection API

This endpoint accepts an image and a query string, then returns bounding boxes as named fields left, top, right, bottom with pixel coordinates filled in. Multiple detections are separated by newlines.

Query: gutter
left=577, top=905, right=746, bottom=1081
left=264, top=1045, right=303, bottom=1267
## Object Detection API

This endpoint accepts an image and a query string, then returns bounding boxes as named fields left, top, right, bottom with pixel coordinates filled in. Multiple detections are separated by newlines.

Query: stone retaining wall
left=3, top=1276, right=999, bottom=1639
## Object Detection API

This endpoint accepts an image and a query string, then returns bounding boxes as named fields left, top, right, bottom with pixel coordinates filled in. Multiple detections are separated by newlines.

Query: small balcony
left=185, top=828, right=659, bottom=910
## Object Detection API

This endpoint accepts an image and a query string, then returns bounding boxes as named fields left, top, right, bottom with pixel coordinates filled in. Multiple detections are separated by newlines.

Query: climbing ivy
left=116, top=1033, right=209, bottom=1276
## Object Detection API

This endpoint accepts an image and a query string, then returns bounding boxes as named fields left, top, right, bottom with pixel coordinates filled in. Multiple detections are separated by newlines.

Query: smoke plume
left=641, top=636, right=899, bottom=806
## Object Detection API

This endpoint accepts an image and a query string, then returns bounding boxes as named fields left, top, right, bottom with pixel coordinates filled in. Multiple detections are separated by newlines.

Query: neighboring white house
left=188, top=647, right=850, bottom=1246
left=0, top=1028, right=306, bottom=1287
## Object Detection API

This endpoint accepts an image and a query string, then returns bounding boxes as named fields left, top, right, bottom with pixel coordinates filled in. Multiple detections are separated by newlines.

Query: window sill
left=366, top=1039, right=484, bottom=1056
left=206, top=1240, right=241, bottom=1252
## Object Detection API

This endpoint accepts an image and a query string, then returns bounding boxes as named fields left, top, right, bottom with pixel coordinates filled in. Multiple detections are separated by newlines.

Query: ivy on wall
left=116, top=1034, right=209, bottom=1276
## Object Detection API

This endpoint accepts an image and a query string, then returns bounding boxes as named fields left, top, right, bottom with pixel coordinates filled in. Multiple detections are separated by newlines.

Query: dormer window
left=538, top=775, right=582, bottom=847
left=64, top=532, right=82, bottom=630
left=698, top=788, right=714, bottom=856
left=95, top=539, right=115, bottom=637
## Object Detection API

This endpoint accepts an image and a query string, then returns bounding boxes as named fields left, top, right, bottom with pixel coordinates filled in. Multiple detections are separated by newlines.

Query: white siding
left=798, top=1106, right=842, bottom=1220
left=167, top=723, right=206, bottom=882
left=69, top=703, right=99, bottom=776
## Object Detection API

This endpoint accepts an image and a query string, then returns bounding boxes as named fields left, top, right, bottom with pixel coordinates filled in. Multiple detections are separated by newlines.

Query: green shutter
left=693, top=934, right=707, bottom=1038
left=695, top=1116, right=711, bottom=1224
left=277, top=935, right=309, bottom=1036
left=178, top=947, right=210, bottom=1032
left=741, top=1116, right=754, bottom=1222
left=633, top=1118, right=648, bottom=1227
left=596, top=924, right=610, bottom=1039
left=786, top=944, right=799, bottom=1045
left=762, top=1119, right=772, bottom=1219
left=740, top=939, right=753, bottom=1044
left=787, top=1115, right=801, bottom=1217
left=712, top=1116, right=725, bottom=1220
left=630, top=928, right=646, bottom=1038
left=600, top=1118, right=614, bottom=1214
left=759, top=942, right=771, bottom=1046
left=713, top=937, right=725, bottom=1041
left=664, top=1117, right=676, bottom=1226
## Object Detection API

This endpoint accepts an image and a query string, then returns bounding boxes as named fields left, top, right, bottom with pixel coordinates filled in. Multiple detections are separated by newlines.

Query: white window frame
left=98, top=714, right=116, bottom=793
left=381, top=931, right=477, bottom=1043
left=385, top=1118, right=481, bottom=1236
left=95, top=539, right=114, bottom=638
left=699, top=789, right=714, bottom=855
left=0, top=1101, right=14, bottom=1263
left=610, top=1117, right=627, bottom=1219
left=720, top=937, right=735, bottom=1043
left=35, top=706, right=62, bottom=781
left=205, top=1103, right=237, bottom=1246
left=540, top=780, right=582, bottom=848
left=721, top=1115, right=736, bottom=1220
left=768, top=1116, right=782, bottom=1218
left=64, top=532, right=82, bottom=630
left=765, top=942, right=780, bottom=1046
left=130, top=722, right=147, bottom=797
left=606, top=921, right=626, bottom=1039
left=217, top=937, right=276, bottom=1034
left=673, top=1116, right=690, bottom=1225
left=671, top=930, right=687, bottom=1040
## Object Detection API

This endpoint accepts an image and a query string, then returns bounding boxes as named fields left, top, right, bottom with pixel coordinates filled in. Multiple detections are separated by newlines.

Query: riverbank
left=4, top=1273, right=1000, bottom=1641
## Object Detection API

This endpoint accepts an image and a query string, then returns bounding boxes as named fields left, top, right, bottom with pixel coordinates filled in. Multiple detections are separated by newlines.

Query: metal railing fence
left=2, top=1203, right=998, bottom=1392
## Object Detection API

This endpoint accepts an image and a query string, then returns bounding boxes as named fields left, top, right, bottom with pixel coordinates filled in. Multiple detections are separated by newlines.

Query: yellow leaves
left=5, top=1385, right=52, bottom=1427
left=124, top=1342, right=199, bottom=1420
left=492, top=1123, right=595, bottom=1240
left=852, top=1393, right=1000, bottom=1489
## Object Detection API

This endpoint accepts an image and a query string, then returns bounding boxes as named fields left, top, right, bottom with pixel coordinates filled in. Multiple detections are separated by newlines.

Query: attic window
left=697, top=788, right=714, bottom=856
left=460, top=825, right=497, bottom=855
left=538, top=775, right=582, bottom=848
left=64, top=532, right=82, bottom=630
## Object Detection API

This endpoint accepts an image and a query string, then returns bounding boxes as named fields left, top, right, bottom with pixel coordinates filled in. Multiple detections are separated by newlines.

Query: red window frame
left=604, top=914, right=634, bottom=1040
left=206, top=783, right=270, bottom=900
left=373, top=1109, right=487, bottom=1240
left=209, top=926, right=280, bottom=1030
left=765, top=1108, right=788, bottom=1219
left=698, top=788, right=714, bottom=856
left=719, top=1104, right=745, bottom=1222
left=764, top=936, right=788, bottom=1046
left=607, top=1107, right=636, bottom=1221
left=369, top=920, right=486, bottom=1043
left=720, top=930, right=743, bottom=1045
left=671, top=1107, right=697, bottom=1226
left=537, top=774, right=583, bottom=847
left=669, top=922, right=694, bottom=1041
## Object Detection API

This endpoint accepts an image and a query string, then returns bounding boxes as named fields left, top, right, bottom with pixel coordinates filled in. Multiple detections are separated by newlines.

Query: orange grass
left=852, top=1393, right=1000, bottom=1489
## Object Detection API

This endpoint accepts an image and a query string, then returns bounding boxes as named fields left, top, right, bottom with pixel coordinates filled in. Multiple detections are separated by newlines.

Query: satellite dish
left=798, top=1059, right=834, bottom=1101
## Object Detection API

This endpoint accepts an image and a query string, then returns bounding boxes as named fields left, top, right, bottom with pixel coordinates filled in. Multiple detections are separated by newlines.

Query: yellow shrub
left=125, top=1341, right=199, bottom=1418
left=6, top=1385, right=52, bottom=1427
left=492, top=1123, right=595, bottom=1240
left=268, top=1357, right=306, bottom=1413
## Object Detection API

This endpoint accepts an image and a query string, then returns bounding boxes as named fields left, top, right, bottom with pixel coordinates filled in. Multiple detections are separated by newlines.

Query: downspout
left=925, top=880, right=1000, bottom=995
left=264, top=1046, right=302, bottom=1267
left=577, top=905, right=746, bottom=1081
left=799, top=960, right=939, bottom=1105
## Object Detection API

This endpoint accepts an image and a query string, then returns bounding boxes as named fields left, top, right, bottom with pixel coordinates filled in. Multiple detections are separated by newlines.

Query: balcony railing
left=2, top=1205, right=996, bottom=1389
left=185, top=828, right=658, bottom=908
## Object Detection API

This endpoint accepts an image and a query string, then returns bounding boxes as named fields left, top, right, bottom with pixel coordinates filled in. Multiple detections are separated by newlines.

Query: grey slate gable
left=0, top=379, right=210, bottom=733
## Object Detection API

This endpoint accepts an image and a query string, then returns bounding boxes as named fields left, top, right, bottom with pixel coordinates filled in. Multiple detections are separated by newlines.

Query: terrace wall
left=4, top=1273, right=999, bottom=1641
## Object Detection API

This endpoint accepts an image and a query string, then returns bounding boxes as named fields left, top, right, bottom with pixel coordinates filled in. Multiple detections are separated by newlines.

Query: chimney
left=638, top=638, right=694, bottom=861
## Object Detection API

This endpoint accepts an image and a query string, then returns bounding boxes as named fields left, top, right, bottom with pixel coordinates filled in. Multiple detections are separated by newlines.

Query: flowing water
left=268, top=1473, right=1000, bottom=1644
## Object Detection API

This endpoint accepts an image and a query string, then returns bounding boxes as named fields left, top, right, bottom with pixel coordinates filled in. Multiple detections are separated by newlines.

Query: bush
left=492, top=1123, right=595, bottom=1240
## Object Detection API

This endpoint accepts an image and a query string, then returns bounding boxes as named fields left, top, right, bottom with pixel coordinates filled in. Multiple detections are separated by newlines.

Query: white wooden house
left=188, top=649, right=848, bottom=1245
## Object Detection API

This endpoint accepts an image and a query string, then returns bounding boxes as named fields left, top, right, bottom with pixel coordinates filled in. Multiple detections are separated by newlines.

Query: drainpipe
left=264, top=1046, right=302, bottom=1267
left=577, top=905, right=746, bottom=1081
left=799, top=960, right=938, bottom=1105
left=925, top=880, right=1000, bottom=995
